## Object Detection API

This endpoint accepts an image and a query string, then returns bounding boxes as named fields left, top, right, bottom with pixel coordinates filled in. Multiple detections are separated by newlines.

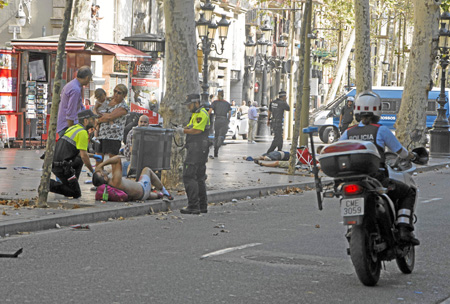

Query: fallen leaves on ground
left=285, top=187, right=304, bottom=194
left=0, top=198, right=33, bottom=208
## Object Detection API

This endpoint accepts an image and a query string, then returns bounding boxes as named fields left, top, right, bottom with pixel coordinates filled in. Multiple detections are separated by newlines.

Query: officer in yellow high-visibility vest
left=175, top=94, right=211, bottom=214
left=50, top=110, right=98, bottom=198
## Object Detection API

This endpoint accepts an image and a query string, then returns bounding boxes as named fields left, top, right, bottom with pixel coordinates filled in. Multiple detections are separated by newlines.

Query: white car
left=226, top=106, right=248, bottom=139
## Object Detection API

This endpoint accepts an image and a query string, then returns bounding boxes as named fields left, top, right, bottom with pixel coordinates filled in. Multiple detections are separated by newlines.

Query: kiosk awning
left=11, top=43, right=86, bottom=51
left=95, top=43, right=150, bottom=61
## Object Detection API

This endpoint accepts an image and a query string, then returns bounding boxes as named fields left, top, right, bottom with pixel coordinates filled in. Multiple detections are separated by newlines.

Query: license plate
left=341, top=197, right=364, bottom=216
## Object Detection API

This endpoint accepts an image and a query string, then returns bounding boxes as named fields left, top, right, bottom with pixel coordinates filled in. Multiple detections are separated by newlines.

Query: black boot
left=199, top=204, right=208, bottom=213
left=180, top=206, right=200, bottom=215
left=398, top=226, right=420, bottom=246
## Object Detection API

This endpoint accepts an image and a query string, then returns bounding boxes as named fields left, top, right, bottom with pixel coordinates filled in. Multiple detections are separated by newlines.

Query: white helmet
left=354, top=91, right=381, bottom=118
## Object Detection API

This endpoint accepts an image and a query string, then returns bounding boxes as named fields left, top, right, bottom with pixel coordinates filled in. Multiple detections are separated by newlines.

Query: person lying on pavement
left=92, top=155, right=173, bottom=201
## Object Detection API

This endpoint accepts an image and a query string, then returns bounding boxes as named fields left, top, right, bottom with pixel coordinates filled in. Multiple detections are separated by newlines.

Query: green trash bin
left=129, top=126, right=174, bottom=178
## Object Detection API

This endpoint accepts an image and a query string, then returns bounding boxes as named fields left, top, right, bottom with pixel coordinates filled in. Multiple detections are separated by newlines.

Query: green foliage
left=322, top=0, right=354, bottom=26
left=442, top=0, right=450, bottom=12
left=0, top=0, right=8, bottom=9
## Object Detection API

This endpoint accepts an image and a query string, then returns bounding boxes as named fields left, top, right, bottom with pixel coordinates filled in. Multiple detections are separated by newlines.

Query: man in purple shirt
left=57, top=66, right=93, bottom=137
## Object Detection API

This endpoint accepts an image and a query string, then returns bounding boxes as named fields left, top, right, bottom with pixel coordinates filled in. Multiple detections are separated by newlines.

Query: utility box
left=129, top=126, right=174, bottom=178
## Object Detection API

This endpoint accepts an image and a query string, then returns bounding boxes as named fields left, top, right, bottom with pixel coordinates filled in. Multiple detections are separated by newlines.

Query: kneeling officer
left=50, top=109, right=97, bottom=198
left=175, top=94, right=211, bottom=214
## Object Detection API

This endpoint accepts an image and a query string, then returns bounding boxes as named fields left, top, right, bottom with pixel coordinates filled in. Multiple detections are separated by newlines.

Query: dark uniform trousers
left=267, top=119, right=284, bottom=153
left=183, top=140, right=209, bottom=210
left=340, top=122, right=351, bottom=134
left=214, top=116, right=228, bottom=156
left=347, top=124, right=416, bottom=229
left=49, top=155, right=83, bottom=198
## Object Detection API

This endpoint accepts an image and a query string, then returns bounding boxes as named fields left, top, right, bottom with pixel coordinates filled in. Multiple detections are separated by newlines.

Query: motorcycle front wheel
left=396, top=245, right=415, bottom=274
left=350, top=222, right=381, bottom=286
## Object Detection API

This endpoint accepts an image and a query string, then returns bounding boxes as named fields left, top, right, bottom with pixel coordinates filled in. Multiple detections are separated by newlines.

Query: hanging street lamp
left=244, top=20, right=287, bottom=142
left=195, top=1, right=230, bottom=107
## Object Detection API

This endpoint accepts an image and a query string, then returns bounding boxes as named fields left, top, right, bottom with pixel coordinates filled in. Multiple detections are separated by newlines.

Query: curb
left=1, top=162, right=448, bottom=237
left=415, top=162, right=450, bottom=172
left=0, top=179, right=325, bottom=237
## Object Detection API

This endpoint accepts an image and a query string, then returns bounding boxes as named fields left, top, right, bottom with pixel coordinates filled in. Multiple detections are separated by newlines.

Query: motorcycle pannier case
left=319, top=140, right=381, bottom=177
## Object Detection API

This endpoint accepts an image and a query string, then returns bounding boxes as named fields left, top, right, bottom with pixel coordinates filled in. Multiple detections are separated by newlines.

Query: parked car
left=226, top=106, right=248, bottom=139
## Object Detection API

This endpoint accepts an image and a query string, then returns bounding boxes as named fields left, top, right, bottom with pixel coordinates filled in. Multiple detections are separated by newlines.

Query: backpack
left=95, top=184, right=129, bottom=202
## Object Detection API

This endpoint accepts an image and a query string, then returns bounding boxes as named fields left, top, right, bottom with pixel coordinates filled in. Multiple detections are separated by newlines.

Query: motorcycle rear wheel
left=396, top=245, right=415, bottom=274
left=350, top=223, right=381, bottom=286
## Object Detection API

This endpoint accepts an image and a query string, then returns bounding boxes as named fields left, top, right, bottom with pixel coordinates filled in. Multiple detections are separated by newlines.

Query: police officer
left=49, top=110, right=98, bottom=198
left=208, top=89, right=231, bottom=158
left=339, top=96, right=354, bottom=134
left=340, top=91, right=419, bottom=246
left=176, top=94, right=211, bottom=214
left=267, top=90, right=290, bottom=153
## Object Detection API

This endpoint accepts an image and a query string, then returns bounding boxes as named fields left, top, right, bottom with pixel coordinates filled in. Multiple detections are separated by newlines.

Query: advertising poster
left=0, top=52, right=19, bottom=113
left=130, top=58, right=162, bottom=124
left=0, top=96, right=16, bottom=111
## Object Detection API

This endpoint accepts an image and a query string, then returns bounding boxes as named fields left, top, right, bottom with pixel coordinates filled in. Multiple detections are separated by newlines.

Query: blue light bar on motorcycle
left=303, top=126, right=318, bottom=134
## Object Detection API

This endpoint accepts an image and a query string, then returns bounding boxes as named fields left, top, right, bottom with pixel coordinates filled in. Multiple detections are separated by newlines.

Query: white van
left=310, top=86, right=449, bottom=143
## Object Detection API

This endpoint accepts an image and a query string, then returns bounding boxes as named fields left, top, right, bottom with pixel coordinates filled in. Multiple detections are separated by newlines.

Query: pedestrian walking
left=208, top=89, right=231, bottom=158
left=49, top=110, right=98, bottom=198
left=175, top=94, right=211, bottom=214
left=247, top=101, right=258, bottom=143
left=267, top=90, right=290, bottom=153
left=339, top=96, right=355, bottom=134
left=57, top=66, right=92, bottom=137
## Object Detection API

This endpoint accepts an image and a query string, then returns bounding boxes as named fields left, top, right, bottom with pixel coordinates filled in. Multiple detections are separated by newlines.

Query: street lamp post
left=195, top=0, right=230, bottom=107
left=346, top=48, right=354, bottom=91
left=244, top=21, right=287, bottom=142
left=430, top=11, right=450, bottom=157
left=347, top=59, right=351, bottom=90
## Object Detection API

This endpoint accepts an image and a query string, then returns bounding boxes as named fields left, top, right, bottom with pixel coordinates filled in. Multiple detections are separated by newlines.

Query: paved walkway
left=1, top=138, right=449, bottom=237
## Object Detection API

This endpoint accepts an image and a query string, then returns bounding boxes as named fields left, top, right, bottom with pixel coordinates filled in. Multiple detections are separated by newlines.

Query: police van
left=311, top=86, right=450, bottom=144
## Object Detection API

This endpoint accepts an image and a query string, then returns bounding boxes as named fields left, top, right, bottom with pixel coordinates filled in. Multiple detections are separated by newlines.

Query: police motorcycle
left=303, top=127, right=428, bottom=286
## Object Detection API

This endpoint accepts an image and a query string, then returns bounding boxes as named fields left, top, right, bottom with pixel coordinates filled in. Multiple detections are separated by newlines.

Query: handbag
left=95, top=184, right=129, bottom=202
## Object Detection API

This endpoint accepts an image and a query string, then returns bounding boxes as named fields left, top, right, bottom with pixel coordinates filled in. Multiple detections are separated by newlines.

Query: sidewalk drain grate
left=243, top=255, right=322, bottom=266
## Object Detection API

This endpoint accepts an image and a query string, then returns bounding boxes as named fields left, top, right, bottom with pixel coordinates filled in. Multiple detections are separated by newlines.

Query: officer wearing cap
left=208, top=89, right=231, bottom=158
left=267, top=90, right=290, bottom=153
left=175, top=94, right=211, bottom=214
left=49, top=109, right=98, bottom=198
left=339, top=96, right=355, bottom=134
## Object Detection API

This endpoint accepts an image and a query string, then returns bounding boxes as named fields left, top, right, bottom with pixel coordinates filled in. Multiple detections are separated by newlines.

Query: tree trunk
left=298, top=1, right=313, bottom=147
left=69, top=0, right=91, bottom=39
left=395, top=0, right=440, bottom=146
left=37, top=0, right=74, bottom=207
left=325, top=28, right=355, bottom=105
left=288, top=0, right=311, bottom=175
left=160, top=0, right=200, bottom=189
left=354, top=0, right=372, bottom=93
